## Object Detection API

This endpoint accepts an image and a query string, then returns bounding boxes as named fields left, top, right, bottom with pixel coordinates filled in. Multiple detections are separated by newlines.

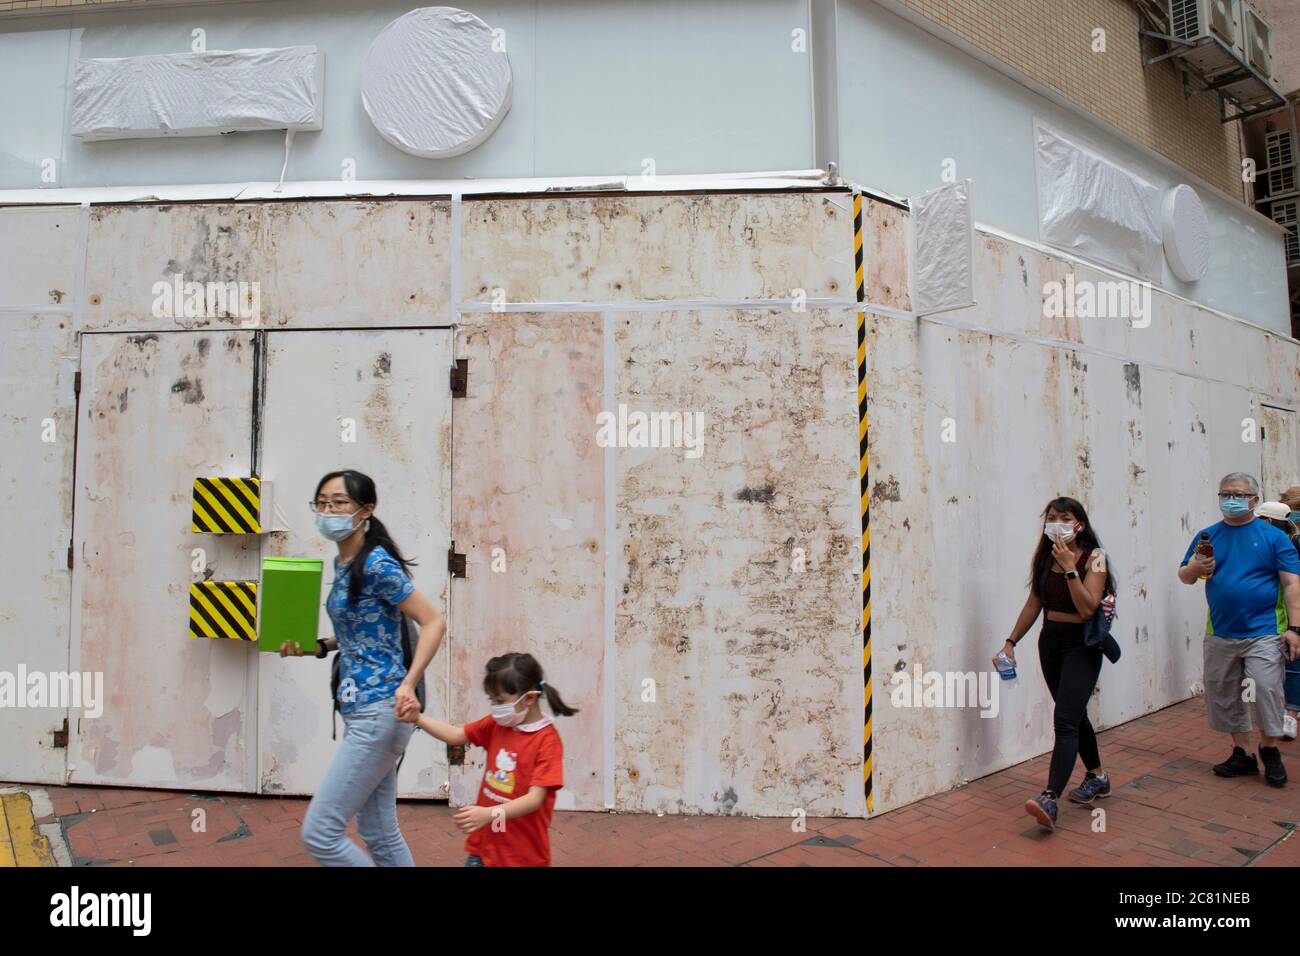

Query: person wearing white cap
left=1257, top=500, right=1300, bottom=741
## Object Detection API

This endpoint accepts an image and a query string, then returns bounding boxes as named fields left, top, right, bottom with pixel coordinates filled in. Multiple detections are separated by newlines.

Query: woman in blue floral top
left=281, top=469, right=446, bottom=866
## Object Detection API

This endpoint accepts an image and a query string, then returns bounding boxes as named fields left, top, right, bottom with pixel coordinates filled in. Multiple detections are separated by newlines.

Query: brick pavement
left=6, top=697, right=1299, bottom=867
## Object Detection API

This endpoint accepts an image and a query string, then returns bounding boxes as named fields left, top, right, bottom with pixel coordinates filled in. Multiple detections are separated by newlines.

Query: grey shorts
left=1202, top=633, right=1287, bottom=737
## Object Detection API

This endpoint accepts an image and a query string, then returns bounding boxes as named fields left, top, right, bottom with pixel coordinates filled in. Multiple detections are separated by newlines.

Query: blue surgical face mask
left=1219, top=496, right=1251, bottom=518
left=315, top=510, right=361, bottom=542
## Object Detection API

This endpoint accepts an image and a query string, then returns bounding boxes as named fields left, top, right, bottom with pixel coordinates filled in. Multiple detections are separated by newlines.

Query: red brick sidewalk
left=11, top=697, right=1300, bottom=867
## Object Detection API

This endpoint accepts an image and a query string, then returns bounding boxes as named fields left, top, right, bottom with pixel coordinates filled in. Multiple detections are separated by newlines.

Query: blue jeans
left=302, top=698, right=415, bottom=867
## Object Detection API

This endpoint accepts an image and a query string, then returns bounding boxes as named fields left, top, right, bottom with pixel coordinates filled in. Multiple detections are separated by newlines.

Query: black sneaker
left=1024, top=791, right=1058, bottom=831
left=1212, top=746, right=1259, bottom=777
left=1260, top=746, right=1287, bottom=787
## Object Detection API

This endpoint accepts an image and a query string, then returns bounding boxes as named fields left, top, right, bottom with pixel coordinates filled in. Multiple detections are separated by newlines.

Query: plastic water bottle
left=994, top=651, right=1017, bottom=682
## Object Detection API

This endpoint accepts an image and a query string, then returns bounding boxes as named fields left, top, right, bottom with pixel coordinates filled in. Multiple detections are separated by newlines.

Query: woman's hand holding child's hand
left=453, top=805, right=495, bottom=834
left=394, top=681, right=419, bottom=719
left=394, top=696, right=420, bottom=723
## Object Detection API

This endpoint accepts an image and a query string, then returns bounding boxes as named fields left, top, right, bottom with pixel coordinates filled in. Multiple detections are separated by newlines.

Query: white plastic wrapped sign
left=908, top=180, right=975, bottom=317
left=1035, top=126, right=1162, bottom=281
left=361, top=6, right=512, bottom=158
left=1162, top=184, right=1211, bottom=282
left=71, top=46, right=324, bottom=140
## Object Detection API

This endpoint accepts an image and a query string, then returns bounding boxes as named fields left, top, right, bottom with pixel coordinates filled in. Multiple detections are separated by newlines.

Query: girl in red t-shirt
left=396, top=652, right=577, bottom=866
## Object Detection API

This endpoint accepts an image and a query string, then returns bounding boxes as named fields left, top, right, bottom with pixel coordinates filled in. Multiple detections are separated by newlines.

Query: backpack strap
left=329, top=651, right=340, bottom=741
left=401, top=614, right=427, bottom=710
left=393, top=614, right=424, bottom=776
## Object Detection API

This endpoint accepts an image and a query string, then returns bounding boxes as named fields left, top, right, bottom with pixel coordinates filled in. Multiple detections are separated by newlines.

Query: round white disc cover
left=361, top=6, right=512, bottom=158
left=1161, top=184, right=1210, bottom=282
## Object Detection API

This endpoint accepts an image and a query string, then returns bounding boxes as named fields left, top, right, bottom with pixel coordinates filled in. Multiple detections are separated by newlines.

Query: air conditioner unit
left=1169, top=0, right=1239, bottom=47
left=1242, top=2, right=1275, bottom=83
left=1266, top=128, right=1297, bottom=198
left=1271, top=198, right=1299, bottom=265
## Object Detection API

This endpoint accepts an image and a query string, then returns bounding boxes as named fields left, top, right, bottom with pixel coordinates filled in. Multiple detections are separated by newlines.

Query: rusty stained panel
left=0, top=314, right=78, bottom=784
left=861, top=198, right=911, bottom=313
left=460, top=192, right=854, bottom=305
left=1261, top=405, right=1299, bottom=502
left=71, top=330, right=259, bottom=790
left=0, top=207, right=83, bottom=309
left=449, top=314, right=606, bottom=811
left=864, top=199, right=1300, bottom=812
left=612, top=309, right=860, bottom=817
left=80, top=200, right=452, bottom=331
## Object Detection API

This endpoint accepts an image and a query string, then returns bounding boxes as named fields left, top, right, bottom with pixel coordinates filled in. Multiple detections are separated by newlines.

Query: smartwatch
left=315, top=639, right=330, bottom=659
left=1065, top=570, right=1080, bottom=580
left=1289, top=626, right=1300, bottom=637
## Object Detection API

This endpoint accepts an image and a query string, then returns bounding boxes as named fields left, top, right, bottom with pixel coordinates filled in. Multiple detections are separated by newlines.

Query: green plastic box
left=258, top=557, right=324, bottom=653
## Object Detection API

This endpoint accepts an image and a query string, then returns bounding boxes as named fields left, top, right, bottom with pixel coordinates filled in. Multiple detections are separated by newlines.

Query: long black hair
left=483, top=652, right=578, bottom=717
left=314, top=469, right=417, bottom=604
left=1028, top=496, right=1116, bottom=599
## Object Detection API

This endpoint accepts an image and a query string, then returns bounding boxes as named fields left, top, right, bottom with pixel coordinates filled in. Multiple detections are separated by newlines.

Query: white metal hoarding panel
left=0, top=315, right=77, bottom=784
left=1261, top=405, right=1299, bottom=503
left=0, top=207, right=83, bottom=310
left=80, top=201, right=452, bottom=332
left=70, top=331, right=259, bottom=790
left=449, top=314, right=606, bottom=812
left=257, top=329, right=452, bottom=797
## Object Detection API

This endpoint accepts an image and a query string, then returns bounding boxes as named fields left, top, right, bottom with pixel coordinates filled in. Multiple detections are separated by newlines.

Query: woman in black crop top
left=995, top=496, right=1115, bottom=832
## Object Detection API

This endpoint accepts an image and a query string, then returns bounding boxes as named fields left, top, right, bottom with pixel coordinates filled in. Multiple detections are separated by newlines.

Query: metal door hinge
left=52, top=718, right=68, bottom=748
left=73, top=371, right=81, bottom=397
left=450, top=359, right=468, bottom=398
left=67, top=541, right=74, bottom=570
left=448, top=542, right=466, bottom=578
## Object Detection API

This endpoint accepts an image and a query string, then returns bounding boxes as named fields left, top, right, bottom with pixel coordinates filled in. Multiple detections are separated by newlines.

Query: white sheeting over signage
left=71, top=46, right=324, bottom=141
left=361, top=7, right=512, bottom=158
left=1162, top=184, right=1211, bottom=282
left=1035, top=126, right=1163, bottom=281
left=908, top=180, right=975, bottom=317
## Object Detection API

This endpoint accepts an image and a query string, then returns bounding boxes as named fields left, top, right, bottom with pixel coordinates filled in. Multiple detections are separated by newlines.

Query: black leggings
left=1038, top=620, right=1103, bottom=796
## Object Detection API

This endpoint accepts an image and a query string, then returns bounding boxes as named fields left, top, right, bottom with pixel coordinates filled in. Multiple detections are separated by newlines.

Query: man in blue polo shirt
left=1179, top=472, right=1300, bottom=787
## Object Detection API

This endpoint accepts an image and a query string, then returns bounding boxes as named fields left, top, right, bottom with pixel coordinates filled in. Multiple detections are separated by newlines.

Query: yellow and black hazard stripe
left=854, top=191, right=873, bottom=815
left=188, top=581, right=258, bottom=640
left=191, top=477, right=262, bottom=534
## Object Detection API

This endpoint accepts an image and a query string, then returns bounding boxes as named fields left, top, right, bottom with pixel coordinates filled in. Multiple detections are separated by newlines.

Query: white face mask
left=490, top=693, right=530, bottom=727
left=1044, top=521, right=1077, bottom=542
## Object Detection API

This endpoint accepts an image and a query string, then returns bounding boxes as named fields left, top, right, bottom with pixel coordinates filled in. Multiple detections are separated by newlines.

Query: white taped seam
left=859, top=301, right=915, bottom=321
left=602, top=312, right=617, bottom=810
left=73, top=201, right=90, bottom=333
left=449, top=191, right=462, bottom=319
left=457, top=297, right=859, bottom=314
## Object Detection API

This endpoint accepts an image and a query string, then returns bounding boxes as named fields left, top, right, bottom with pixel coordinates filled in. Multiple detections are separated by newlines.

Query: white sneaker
left=1284, top=714, right=1297, bottom=741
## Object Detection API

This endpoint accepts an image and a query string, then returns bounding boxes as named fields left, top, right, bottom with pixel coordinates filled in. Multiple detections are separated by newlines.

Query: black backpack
left=329, top=613, right=426, bottom=771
